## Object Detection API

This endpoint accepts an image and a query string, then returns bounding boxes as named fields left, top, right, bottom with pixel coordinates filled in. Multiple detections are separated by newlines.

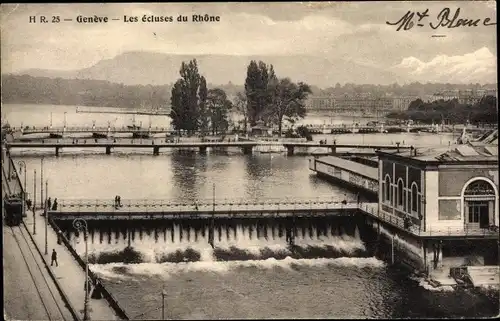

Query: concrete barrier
left=49, top=218, right=130, bottom=320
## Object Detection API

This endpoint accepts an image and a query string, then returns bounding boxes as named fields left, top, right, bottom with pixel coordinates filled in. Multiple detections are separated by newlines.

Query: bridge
left=20, top=124, right=436, bottom=136
left=47, top=198, right=497, bottom=239
left=19, top=126, right=173, bottom=136
left=5, top=139, right=410, bottom=156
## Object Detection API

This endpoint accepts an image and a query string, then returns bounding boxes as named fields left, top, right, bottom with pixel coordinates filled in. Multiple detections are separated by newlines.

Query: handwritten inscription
left=386, top=8, right=496, bottom=31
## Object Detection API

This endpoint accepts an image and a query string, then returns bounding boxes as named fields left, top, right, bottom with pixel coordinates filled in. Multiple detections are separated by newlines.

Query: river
left=4, top=104, right=498, bottom=319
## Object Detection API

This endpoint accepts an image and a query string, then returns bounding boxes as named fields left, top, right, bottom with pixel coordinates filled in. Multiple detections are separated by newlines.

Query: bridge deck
left=47, top=200, right=498, bottom=239
left=6, top=140, right=407, bottom=150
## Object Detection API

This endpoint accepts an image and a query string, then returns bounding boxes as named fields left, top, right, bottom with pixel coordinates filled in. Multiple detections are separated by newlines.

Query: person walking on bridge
left=51, top=249, right=58, bottom=267
left=46, top=197, right=52, bottom=211
left=51, top=198, right=58, bottom=211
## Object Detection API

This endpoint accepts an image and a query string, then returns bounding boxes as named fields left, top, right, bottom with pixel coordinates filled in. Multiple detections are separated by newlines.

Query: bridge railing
left=359, top=203, right=497, bottom=237
left=50, top=197, right=359, bottom=213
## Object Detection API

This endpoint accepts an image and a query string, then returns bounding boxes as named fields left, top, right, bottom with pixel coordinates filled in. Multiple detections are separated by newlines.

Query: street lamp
left=73, top=218, right=91, bottom=321
left=45, top=180, right=48, bottom=255
left=33, top=169, right=36, bottom=235
left=64, top=112, right=67, bottom=128
left=18, top=161, right=27, bottom=216
left=161, top=289, right=167, bottom=320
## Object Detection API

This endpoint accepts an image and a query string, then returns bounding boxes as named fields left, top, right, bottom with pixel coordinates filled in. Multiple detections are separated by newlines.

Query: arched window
left=397, top=179, right=404, bottom=208
left=384, top=175, right=391, bottom=203
left=463, top=179, right=497, bottom=228
left=411, top=183, right=418, bottom=213
left=464, top=180, right=496, bottom=196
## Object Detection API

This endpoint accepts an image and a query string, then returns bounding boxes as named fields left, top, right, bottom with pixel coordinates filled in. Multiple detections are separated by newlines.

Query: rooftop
left=316, top=155, right=378, bottom=180
left=380, top=142, right=498, bottom=163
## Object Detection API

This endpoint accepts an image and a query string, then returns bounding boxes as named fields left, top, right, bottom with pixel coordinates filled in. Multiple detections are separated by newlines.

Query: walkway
left=3, top=163, right=73, bottom=320
left=2, top=149, right=119, bottom=320
left=3, top=224, right=74, bottom=320
left=23, top=210, right=119, bottom=321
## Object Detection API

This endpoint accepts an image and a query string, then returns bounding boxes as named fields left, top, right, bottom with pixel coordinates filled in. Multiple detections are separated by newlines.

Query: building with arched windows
left=378, top=144, right=498, bottom=233
left=377, top=144, right=498, bottom=276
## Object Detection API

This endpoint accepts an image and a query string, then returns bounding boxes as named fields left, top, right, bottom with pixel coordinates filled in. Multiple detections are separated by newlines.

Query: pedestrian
left=26, top=198, right=32, bottom=210
left=52, top=198, right=58, bottom=211
left=51, top=249, right=58, bottom=267
left=47, top=197, right=52, bottom=210
left=194, top=202, right=199, bottom=211
left=117, top=195, right=122, bottom=207
left=114, top=195, right=118, bottom=209
left=91, top=279, right=103, bottom=299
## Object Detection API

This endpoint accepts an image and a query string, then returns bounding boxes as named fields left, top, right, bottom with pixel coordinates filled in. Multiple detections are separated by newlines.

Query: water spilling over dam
left=56, top=216, right=371, bottom=264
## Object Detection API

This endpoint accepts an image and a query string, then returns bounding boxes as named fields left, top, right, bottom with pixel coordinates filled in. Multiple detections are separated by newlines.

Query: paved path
left=3, top=166, right=72, bottom=320
left=3, top=150, right=119, bottom=320
left=24, top=211, right=119, bottom=321
left=3, top=224, right=74, bottom=321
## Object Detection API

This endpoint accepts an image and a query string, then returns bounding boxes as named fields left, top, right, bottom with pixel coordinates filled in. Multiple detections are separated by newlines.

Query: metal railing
left=359, top=203, right=498, bottom=237
left=49, top=197, right=360, bottom=213
left=45, top=197, right=499, bottom=237
left=21, top=126, right=174, bottom=134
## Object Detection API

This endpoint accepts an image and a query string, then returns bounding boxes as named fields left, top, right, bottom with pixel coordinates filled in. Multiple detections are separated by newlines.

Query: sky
left=0, top=1, right=497, bottom=84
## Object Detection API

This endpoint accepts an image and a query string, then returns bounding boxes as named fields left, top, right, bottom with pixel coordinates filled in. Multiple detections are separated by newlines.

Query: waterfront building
left=377, top=142, right=499, bottom=272
left=430, top=89, right=498, bottom=105
left=378, top=144, right=498, bottom=233
left=306, top=95, right=415, bottom=116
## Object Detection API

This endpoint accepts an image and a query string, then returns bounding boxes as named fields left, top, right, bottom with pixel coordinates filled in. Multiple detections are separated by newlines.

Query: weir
left=53, top=215, right=368, bottom=263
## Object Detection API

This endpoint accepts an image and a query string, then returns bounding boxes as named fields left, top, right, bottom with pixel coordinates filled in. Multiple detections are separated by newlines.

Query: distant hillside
left=1, top=74, right=171, bottom=109
left=15, top=51, right=404, bottom=87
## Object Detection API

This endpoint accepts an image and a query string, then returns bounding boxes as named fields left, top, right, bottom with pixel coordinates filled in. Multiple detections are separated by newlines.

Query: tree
left=244, top=60, right=274, bottom=126
left=268, top=78, right=312, bottom=136
left=206, top=88, right=233, bottom=135
left=233, top=91, right=249, bottom=133
left=169, top=59, right=207, bottom=134
left=198, top=76, right=209, bottom=136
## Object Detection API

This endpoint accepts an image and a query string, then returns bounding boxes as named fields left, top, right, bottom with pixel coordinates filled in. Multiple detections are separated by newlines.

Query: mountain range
left=14, top=51, right=405, bottom=88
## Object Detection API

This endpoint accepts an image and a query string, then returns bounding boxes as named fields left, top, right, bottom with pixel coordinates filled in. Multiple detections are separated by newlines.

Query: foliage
left=206, top=88, right=233, bottom=135
left=387, top=96, right=498, bottom=124
left=232, top=92, right=249, bottom=133
left=243, top=61, right=311, bottom=136
left=267, top=78, right=311, bottom=135
left=169, top=59, right=207, bottom=134
left=244, top=61, right=275, bottom=126
left=296, top=125, right=313, bottom=141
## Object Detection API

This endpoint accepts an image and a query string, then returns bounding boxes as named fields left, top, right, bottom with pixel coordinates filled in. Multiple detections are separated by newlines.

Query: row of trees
left=169, top=59, right=312, bottom=136
left=386, top=95, right=498, bottom=124
left=169, top=60, right=233, bottom=135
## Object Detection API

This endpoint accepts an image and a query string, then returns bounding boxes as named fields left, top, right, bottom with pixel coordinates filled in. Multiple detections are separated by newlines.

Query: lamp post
left=45, top=180, right=48, bottom=255
left=161, top=289, right=167, bottom=320
left=64, top=112, right=67, bottom=128
left=33, top=169, right=36, bottom=235
left=40, top=157, right=44, bottom=210
left=73, top=218, right=91, bottom=321
left=18, top=161, right=26, bottom=216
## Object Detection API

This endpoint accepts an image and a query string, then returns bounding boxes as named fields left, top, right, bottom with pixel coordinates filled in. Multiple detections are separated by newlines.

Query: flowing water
left=4, top=104, right=498, bottom=319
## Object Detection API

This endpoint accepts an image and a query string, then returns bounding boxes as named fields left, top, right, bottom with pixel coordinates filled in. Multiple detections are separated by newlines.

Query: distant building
left=306, top=95, right=416, bottom=115
left=430, top=89, right=498, bottom=104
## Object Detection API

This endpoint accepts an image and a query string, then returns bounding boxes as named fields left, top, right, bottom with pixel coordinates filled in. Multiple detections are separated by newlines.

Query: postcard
left=1, top=2, right=498, bottom=320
